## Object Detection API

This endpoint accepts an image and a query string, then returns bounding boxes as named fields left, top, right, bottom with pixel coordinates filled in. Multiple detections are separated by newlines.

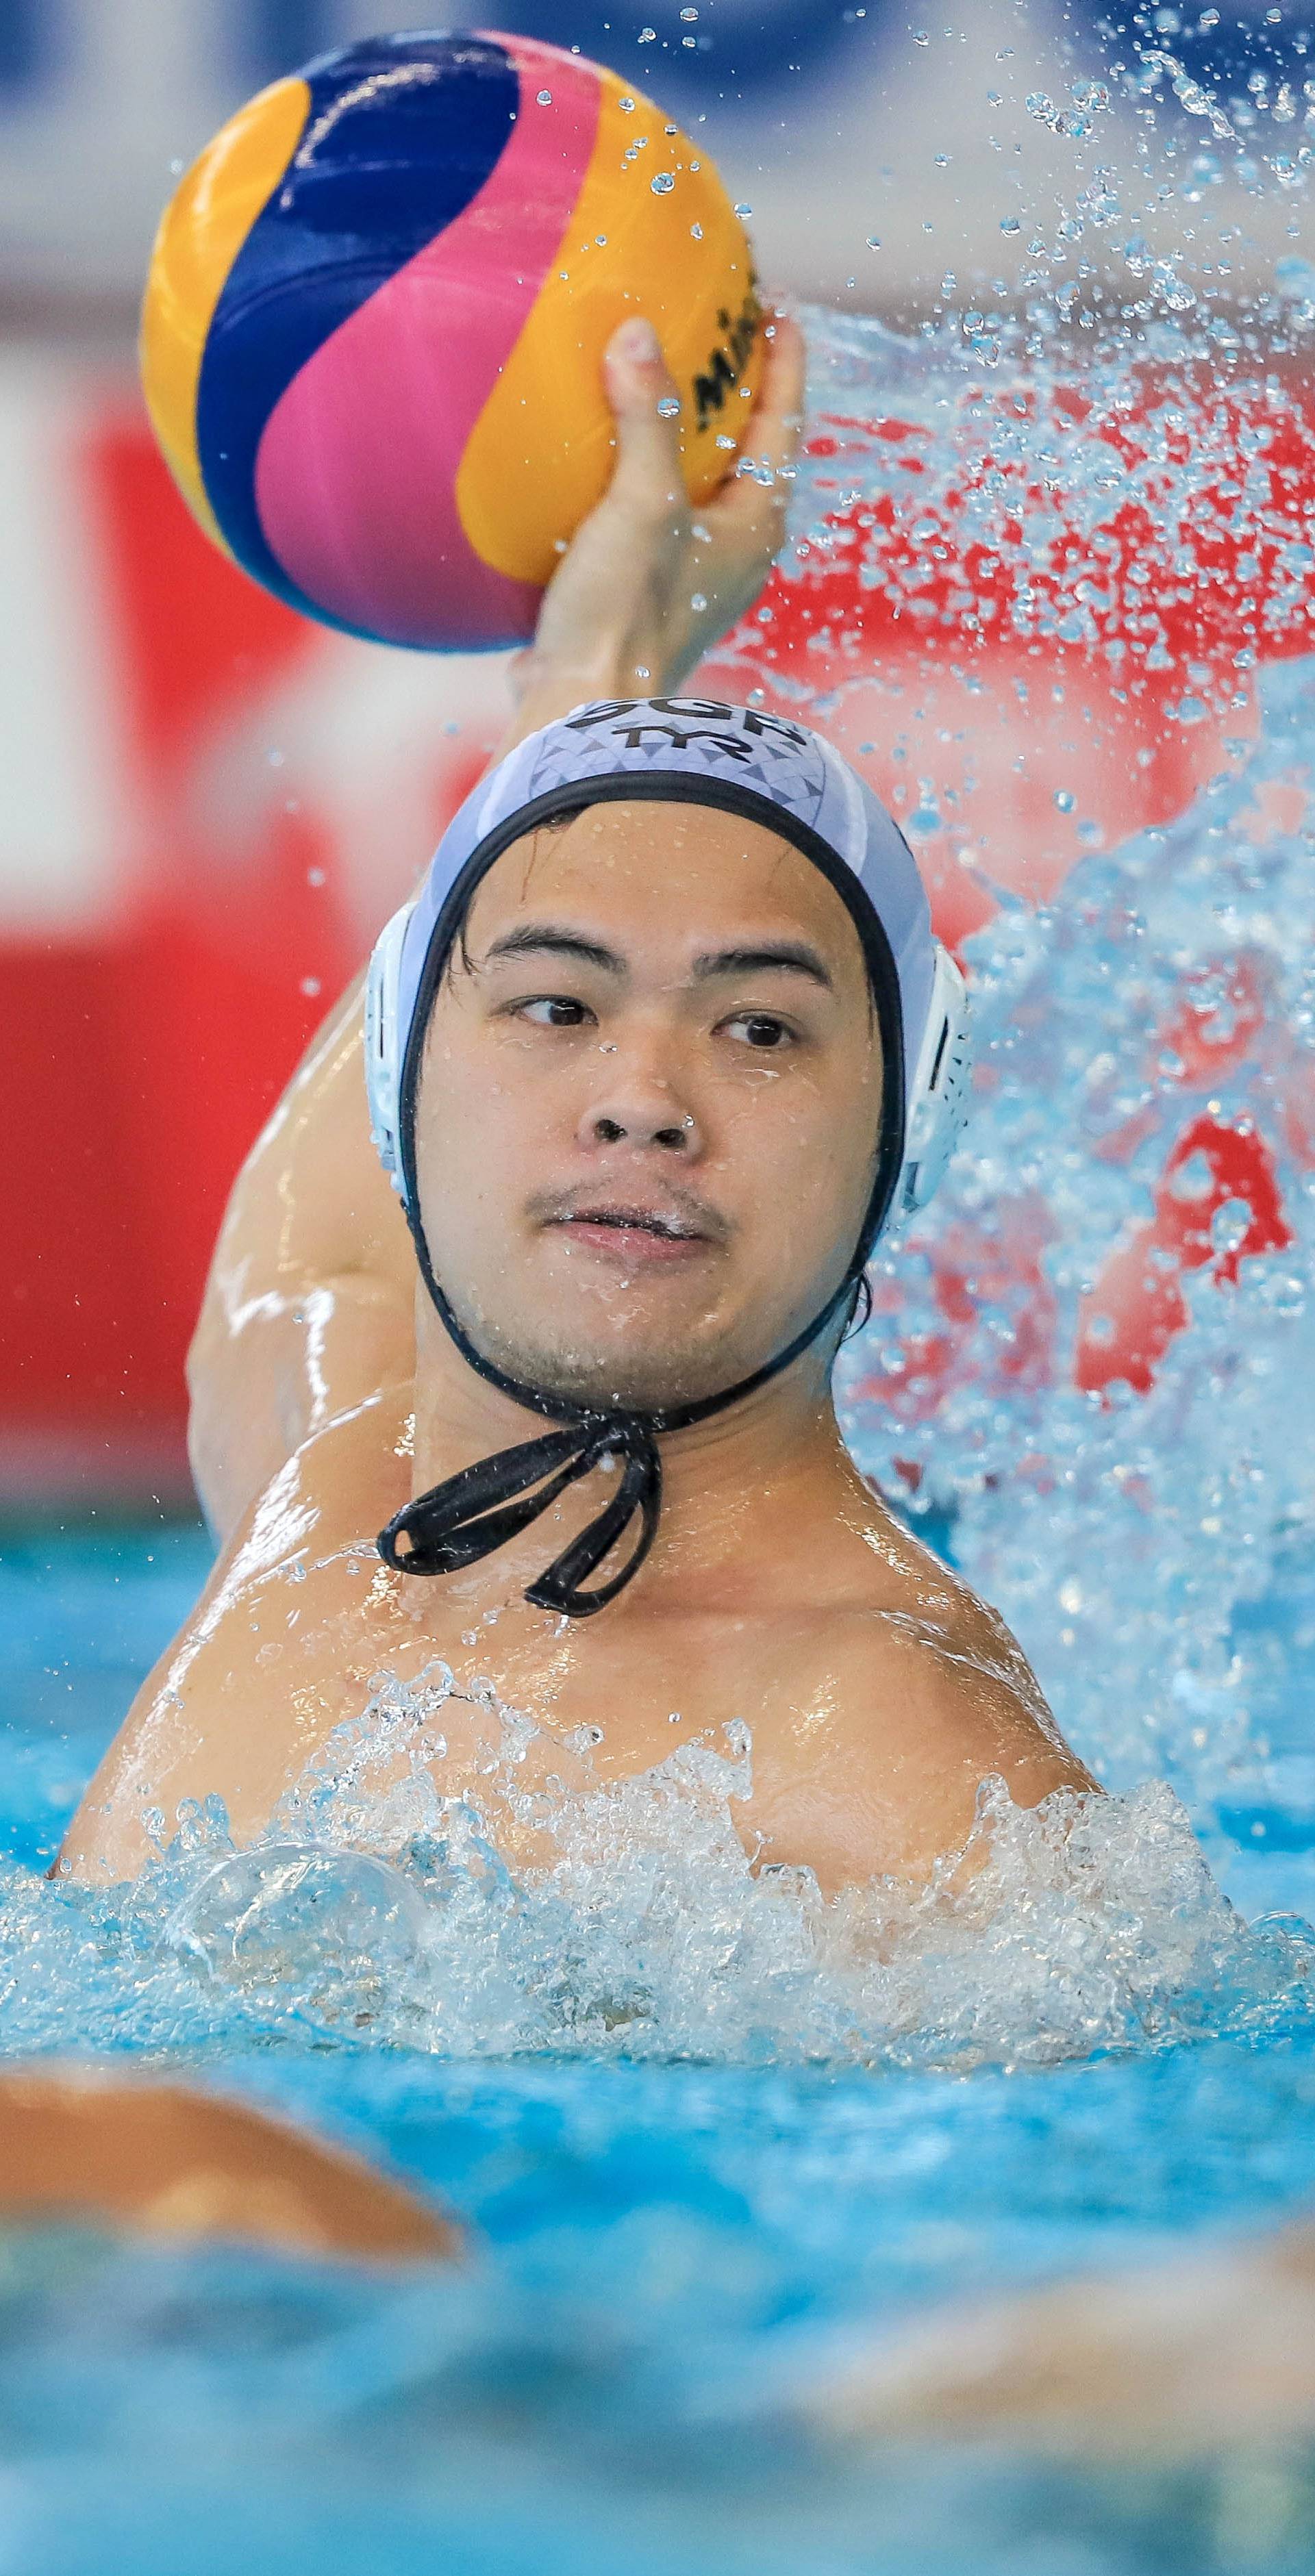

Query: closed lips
left=555, top=1206, right=705, bottom=1239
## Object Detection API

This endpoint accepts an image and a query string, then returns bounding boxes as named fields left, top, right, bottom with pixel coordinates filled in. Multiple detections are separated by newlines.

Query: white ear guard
left=366, top=902, right=971, bottom=1225
left=899, top=943, right=972, bottom=1213
left=364, top=898, right=412, bottom=1196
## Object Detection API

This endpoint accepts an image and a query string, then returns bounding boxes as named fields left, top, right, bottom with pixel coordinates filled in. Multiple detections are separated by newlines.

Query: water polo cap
left=364, top=695, right=970, bottom=1617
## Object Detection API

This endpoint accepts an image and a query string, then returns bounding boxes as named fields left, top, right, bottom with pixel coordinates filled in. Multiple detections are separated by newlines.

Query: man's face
left=412, top=800, right=882, bottom=1413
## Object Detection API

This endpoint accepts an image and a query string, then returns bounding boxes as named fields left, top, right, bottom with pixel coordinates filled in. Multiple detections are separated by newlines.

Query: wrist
left=509, top=645, right=678, bottom=725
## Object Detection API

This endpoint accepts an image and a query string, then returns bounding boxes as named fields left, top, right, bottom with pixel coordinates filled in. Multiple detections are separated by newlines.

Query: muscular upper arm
left=188, top=981, right=417, bottom=1541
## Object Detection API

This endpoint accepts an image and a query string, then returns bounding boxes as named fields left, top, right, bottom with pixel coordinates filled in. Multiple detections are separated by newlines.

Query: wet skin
left=61, top=800, right=1093, bottom=1893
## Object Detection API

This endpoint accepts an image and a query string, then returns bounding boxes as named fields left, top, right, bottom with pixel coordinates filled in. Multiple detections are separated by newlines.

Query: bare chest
left=232, top=1544, right=855, bottom=1827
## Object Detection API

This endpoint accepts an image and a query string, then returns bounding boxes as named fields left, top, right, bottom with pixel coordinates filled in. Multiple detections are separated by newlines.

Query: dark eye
left=518, top=996, right=592, bottom=1028
left=727, top=1011, right=794, bottom=1050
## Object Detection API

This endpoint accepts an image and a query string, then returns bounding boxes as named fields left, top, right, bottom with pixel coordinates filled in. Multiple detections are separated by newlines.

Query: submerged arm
left=188, top=313, right=806, bottom=1542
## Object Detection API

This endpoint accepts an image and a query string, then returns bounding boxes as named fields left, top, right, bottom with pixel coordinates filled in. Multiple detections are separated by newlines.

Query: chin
left=484, top=1315, right=757, bottom=1417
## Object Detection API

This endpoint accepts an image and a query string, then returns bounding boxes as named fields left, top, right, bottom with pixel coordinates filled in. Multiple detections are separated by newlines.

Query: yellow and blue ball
left=140, top=29, right=763, bottom=652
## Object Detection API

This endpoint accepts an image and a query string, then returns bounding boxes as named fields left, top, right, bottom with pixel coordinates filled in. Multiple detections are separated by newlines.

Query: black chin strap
left=377, top=1258, right=867, bottom=1619
left=378, top=1415, right=662, bottom=1619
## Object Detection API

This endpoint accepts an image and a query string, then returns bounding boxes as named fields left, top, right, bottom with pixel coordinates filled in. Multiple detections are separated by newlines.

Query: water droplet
left=914, top=27, right=929, bottom=43
left=734, top=202, right=753, bottom=218
left=690, top=222, right=703, bottom=239
left=657, top=393, right=681, bottom=416
left=866, top=233, right=881, bottom=249
left=536, top=88, right=552, bottom=103
left=1000, top=215, right=1021, bottom=234
left=690, top=592, right=708, bottom=611
left=680, top=5, right=698, bottom=16
left=638, top=23, right=655, bottom=38
left=1055, top=788, right=1076, bottom=812
left=168, top=157, right=184, bottom=176
left=299, top=976, right=321, bottom=998
left=619, top=94, right=636, bottom=110
left=715, top=433, right=736, bottom=449
left=651, top=172, right=676, bottom=194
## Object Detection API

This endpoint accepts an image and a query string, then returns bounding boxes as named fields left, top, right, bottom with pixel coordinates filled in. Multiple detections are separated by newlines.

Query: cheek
left=717, top=1056, right=877, bottom=1224
left=416, top=1025, right=566, bottom=1235
left=416, top=1037, right=514, bottom=1222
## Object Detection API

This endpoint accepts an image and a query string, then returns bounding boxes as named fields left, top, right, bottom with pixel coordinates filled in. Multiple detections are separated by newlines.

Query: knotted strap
left=377, top=1417, right=662, bottom=1619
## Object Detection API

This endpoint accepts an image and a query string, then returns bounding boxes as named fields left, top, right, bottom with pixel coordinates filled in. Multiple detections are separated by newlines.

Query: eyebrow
left=691, top=942, right=834, bottom=991
left=480, top=924, right=835, bottom=992
left=481, top=924, right=626, bottom=973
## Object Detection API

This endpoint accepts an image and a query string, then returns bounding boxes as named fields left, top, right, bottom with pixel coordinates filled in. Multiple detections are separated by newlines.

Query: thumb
left=601, top=316, right=688, bottom=516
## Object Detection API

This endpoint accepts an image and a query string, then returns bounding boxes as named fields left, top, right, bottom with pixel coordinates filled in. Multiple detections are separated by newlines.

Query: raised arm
left=187, top=312, right=807, bottom=1541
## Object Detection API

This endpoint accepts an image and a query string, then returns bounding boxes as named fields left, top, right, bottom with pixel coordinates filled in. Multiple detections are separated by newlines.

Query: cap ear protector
left=364, top=895, right=971, bottom=1224
left=364, top=896, right=412, bottom=1196
left=900, top=943, right=971, bottom=1213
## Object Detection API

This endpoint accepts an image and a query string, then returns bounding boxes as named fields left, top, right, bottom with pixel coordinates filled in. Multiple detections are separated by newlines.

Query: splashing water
left=790, top=314, right=1315, bottom=1834
left=8, top=1665, right=1310, bottom=2073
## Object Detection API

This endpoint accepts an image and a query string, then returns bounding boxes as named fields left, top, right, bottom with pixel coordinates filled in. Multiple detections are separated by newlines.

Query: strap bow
left=377, top=1417, right=662, bottom=1618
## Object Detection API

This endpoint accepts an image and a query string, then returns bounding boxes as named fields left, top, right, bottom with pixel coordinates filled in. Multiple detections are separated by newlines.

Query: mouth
left=545, top=1204, right=716, bottom=1266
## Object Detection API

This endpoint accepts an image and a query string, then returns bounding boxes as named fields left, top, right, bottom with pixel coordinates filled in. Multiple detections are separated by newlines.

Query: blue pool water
left=10, top=290, right=1315, bottom=2567
left=3, top=1504, right=1315, bottom=2575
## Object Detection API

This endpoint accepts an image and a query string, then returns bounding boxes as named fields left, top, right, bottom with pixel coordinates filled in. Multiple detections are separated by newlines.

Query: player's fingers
left=601, top=316, right=688, bottom=519
left=743, top=309, right=807, bottom=475
left=707, top=310, right=804, bottom=544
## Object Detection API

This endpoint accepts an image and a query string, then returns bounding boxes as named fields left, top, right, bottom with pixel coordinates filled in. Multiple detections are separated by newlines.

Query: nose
left=577, top=1044, right=703, bottom=1158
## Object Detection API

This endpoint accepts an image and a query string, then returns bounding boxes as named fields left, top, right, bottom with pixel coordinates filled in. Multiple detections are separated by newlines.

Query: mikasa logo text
left=692, top=283, right=762, bottom=433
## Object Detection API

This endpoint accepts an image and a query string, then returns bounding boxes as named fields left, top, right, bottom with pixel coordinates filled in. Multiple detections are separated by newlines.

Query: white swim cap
left=365, top=696, right=970, bottom=1618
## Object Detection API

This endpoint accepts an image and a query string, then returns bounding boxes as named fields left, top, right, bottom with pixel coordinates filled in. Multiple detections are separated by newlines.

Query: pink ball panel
left=252, top=45, right=600, bottom=649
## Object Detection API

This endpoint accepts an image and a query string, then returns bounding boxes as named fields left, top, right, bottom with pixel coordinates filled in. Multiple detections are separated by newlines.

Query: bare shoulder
left=744, top=1504, right=1097, bottom=1893
left=854, top=1506, right=1094, bottom=1782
